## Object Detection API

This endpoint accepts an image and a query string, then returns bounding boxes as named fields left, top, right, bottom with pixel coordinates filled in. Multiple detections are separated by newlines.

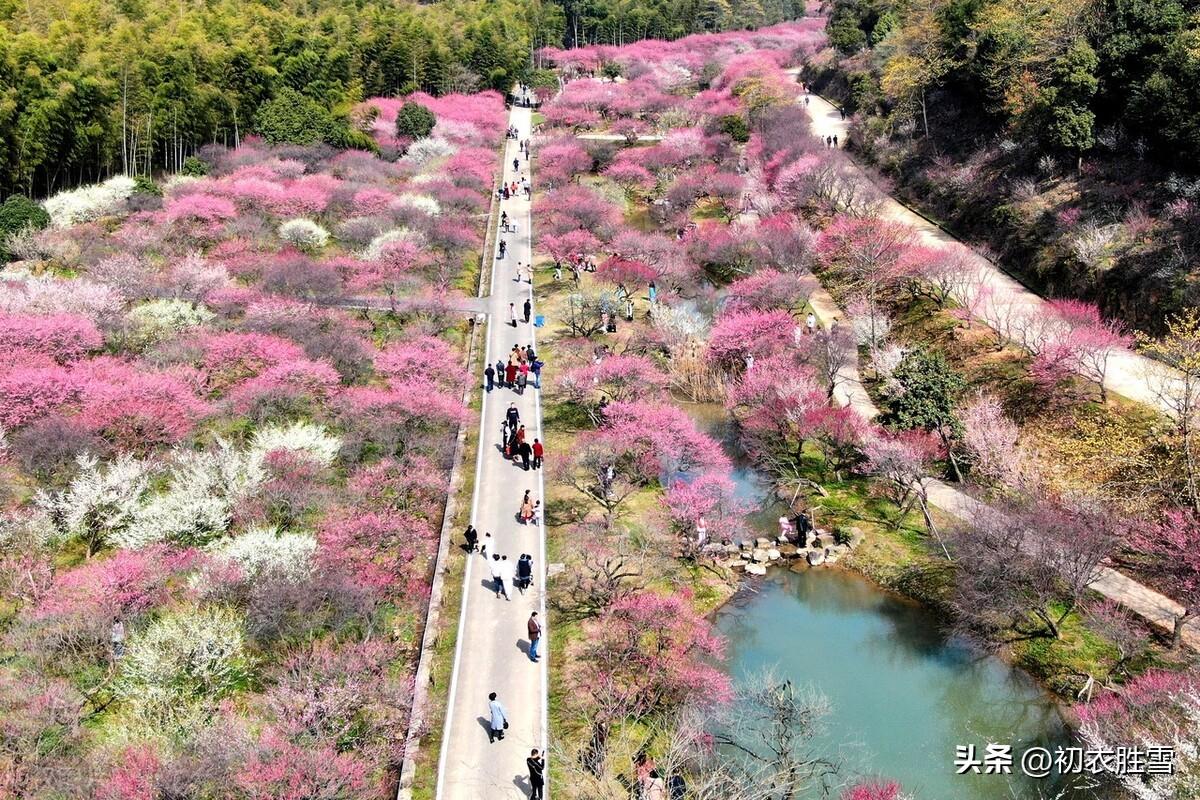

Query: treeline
left=0, top=0, right=799, bottom=199
left=819, top=0, right=1200, bottom=170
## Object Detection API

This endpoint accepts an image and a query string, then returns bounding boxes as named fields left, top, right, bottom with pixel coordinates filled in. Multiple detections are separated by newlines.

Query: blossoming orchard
left=0, top=9, right=1197, bottom=800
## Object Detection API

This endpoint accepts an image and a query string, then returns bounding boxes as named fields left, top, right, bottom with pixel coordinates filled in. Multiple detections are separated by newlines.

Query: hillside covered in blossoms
left=0, top=89, right=503, bottom=797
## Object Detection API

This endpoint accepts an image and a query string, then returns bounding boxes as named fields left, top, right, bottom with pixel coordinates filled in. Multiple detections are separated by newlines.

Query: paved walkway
left=790, top=71, right=1183, bottom=414
left=803, top=207, right=1200, bottom=649
left=437, top=104, right=550, bottom=799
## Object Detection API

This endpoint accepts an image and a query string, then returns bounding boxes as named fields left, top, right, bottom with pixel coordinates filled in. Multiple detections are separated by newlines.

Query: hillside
left=805, top=0, right=1200, bottom=331
left=0, top=0, right=802, bottom=200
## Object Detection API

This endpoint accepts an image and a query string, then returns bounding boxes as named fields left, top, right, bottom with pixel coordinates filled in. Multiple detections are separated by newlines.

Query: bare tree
left=708, top=672, right=841, bottom=800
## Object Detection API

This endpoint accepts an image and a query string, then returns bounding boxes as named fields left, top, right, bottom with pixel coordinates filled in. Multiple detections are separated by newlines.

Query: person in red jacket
left=532, top=438, right=544, bottom=469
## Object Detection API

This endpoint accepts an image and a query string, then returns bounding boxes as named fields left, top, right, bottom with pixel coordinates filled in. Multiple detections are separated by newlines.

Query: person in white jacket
left=499, top=555, right=515, bottom=602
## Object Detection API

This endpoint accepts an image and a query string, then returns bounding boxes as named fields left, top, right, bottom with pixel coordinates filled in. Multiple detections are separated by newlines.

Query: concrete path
left=805, top=234, right=1200, bottom=648
left=436, top=104, right=550, bottom=799
left=790, top=71, right=1183, bottom=414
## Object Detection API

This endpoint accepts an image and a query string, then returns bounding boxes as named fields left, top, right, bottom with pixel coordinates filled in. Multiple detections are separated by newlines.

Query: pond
left=683, top=403, right=1084, bottom=798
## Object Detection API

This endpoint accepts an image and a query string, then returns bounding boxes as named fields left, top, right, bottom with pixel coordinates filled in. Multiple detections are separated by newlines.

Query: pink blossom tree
left=1134, top=509, right=1200, bottom=648
left=705, top=309, right=796, bottom=372
left=574, top=590, right=730, bottom=772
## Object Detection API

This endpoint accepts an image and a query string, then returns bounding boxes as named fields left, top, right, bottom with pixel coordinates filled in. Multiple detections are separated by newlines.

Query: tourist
left=648, top=281, right=657, bottom=303
left=833, top=135, right=839, bottom=147
left=501, top=211, right=508, bottom=231
left=554, top=263, right=562, bottom=281
left=513, top=157, right=519, bottom=171
left=506, top=361, right=518, bottom=387
left=465, top=524, right=479, bottom=552
left=481, top=531, right=492, bottom=558
left=517, top=553, right=533, bottom=591
left=520, top=495, right=534, bottom=524
left=806, top=312, right=817, bottom=334
left=696, top=516, right=708, bottom=548
left=484, top=363, right=495, bottom=392
left=523, top=298, right=532, bottom=323
left=778, top=515, right=792, bottom=541
left=519, top=439, right=533, bottom=470
left=531, top=358, right=543, bottom=388
left=516, top=425, right=526, bottom=445
left=532, top=438, right=544, bottom=468
left=499, top=240, right=507, bottom=258
left=496, top=358, right=507, bottom=387
left=645, top=770, right=667, bottom=800
left=527, top=750, right=545, bottom=799
left=518, top=362, right=529, bottom=392
left=500, top=555, right=515, bottom=601
left=509, top=302, right=517, bottom=327
left=490, top=554, right=508, bottom=599
left=527, top=612, right=542, bottom=662
left=111, top=617, right=125, bottom=659
left=487, top=692, right=508, bottom=742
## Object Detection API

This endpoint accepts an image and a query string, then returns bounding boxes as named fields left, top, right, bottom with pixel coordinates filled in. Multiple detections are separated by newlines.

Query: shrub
left=0, top=195, right=50, bottom=260
left=277, top=219, right=330, bottom=251
left=180, top=156, right=209, bottom=177
left=125, top=299, right=214, bottom=349
left=212, top=526, right=318, bottom=583
left=255, top=88, right=341, bottom=146
left=395, top=102, right=437, bottom=141
left=9, top=415, right=104, bottom=480
left=717, top=113, right=750, bottom=143
left=0, top=312, right=103, bottom=362
left=42, top=176, right=136, bottom=227
left=117, top=605, right=253, bottom=732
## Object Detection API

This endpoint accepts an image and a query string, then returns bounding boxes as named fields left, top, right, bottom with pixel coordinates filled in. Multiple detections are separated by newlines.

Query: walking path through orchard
left=792, top=82, right=1199, bottom=648
left=791, top=70, right=1185, bottom=415
left=436, top=103, right=550, bottom=799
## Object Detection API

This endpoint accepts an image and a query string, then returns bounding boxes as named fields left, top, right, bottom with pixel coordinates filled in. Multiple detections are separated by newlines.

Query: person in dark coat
left=519, top=440, right=533, bottom=470
left=484, top=364, right=495, bottom=391
left=527, top=750, right=545, bottom=799
left=464, top=525, right=479, bottom=552
left=523, top=298, right=532, bottom=323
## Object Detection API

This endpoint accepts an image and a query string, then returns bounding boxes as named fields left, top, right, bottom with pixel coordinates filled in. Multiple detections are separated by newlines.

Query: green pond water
left=713, top=570, right=1080, bottom=799
left=683, top=404, right=1085, bottom=798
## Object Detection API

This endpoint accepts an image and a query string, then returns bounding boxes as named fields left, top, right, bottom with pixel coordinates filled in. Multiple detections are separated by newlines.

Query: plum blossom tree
left=705, top=309, right=796, bottom=372
left=558, top=354, right=669, bottom=423
left=959, top=393, right=1034, bottom=490
left=1133, top=509, right=1200, bottom=649
left=573, top=590, right=729, bottom=772
left=724, top=268, right=815, bottom=314
left=860, top=429, right=945, bottom=543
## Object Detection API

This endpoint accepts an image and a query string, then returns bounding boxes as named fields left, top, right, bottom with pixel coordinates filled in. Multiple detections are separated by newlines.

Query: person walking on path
left=527, top=612, right=542, bottom=662
left=519, top=439, right=533, bottom=470
left=806, top=312, right=817, bottom=335
left=111, top=617, right=125, bottom=659
left=487, top=693, right=508, bottom=743
left=531, top=358, right=543, bottom=388
left=509, top=302, right=517, bottom=327
left=532, top=438, right=544, bottom=468
left=523, top=297, right=532, bottom=323
left=518, top=362, right=529, bottom=392
left=465, top=524, right=479, bottom=552
left=496, top=358, right=507, bottom=387
left=506, top=361, right=518, bottom=388
left=499, top=555, right=515, bottom=601
left=527, top=749, right=545, bottom=798
left=490, top=554, right=508, bottom=599
left=484, top=364, right=495, bottom=392
left=520, top=495, right=534, bottom=524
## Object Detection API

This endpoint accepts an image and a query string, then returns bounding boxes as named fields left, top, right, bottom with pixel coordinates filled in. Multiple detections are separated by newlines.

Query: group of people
left=824, top=134, right=840, bottom=148
left=502, top=403, right=544, bottom=470
left=489, top=343, right=544, bottom=393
